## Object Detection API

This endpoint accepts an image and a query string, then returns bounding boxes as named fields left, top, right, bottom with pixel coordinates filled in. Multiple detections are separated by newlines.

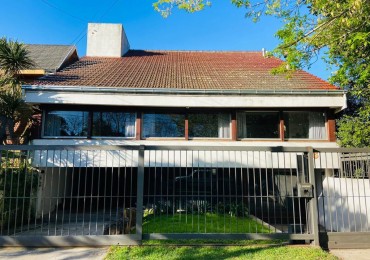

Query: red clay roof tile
left=34, top=50, right=337, bottom=90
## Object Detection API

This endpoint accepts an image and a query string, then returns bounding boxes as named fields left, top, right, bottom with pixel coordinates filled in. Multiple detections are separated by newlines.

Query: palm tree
left=0, top=38, right=34, bottom=144
left=0, top=37, right=34, bottom=93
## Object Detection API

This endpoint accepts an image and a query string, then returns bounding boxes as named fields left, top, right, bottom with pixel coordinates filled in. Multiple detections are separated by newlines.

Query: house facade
left=23, top=23, right=345, bottom=152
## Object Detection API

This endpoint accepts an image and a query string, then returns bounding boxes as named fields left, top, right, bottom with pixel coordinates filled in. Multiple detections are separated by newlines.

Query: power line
left=38, top=0, right=123, bottom=54
left=40, top=0, right=86, bottom=22
left=70, top=0, right=122, bottom=47
left=70, top=26, right=87, bottom=46
left=71, top=27, right=87, bottom=46
left=96, top=0, right=121, bottom=21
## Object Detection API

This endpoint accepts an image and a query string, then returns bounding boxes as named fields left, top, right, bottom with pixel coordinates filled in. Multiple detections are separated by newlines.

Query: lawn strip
left=105, top=243, right=338, bottom=260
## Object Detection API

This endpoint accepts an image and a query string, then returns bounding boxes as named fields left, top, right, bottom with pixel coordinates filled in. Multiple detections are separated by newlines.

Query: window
left=92, top=112, right=136, bottom=137
left=44, top=111, right=88, bottom=137
left=237, top=112, right=280, bottom=139
left=284, top=111, right=326, bottom=139
left=142, top=113, right=185, bottom=138
left=189, top=113, right=230, bottom=138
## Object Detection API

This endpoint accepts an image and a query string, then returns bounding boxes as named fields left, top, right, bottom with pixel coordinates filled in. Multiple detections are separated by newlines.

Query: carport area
left=2, top=166, right=137, bottom=237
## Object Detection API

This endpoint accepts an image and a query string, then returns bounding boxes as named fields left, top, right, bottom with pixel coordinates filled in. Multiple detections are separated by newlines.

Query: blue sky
left=1, top=0, right=332, bottom=80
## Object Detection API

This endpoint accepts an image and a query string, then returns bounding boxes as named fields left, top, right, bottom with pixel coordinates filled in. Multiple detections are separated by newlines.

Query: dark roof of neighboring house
left=25, top=44, right=78, bottom=73
left=34, top=50, right=337, bottom=90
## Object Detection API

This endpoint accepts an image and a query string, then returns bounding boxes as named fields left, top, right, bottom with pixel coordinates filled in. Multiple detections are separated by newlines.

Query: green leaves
left=0, top=38, right=35, bottom=143
left=231, top=0, right=250, bottom=8
left=0, top=38, right=34, bottom=77
left=337, top=108, right=370, bottom=148
left=0, top=38, right=34, bottom=96
left=153, top=0, right=211, bottom=18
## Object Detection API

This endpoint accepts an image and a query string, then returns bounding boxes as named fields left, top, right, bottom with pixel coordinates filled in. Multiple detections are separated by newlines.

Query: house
left=22, top=44, right=78, bottom=79
left=17, top=23, right=349, bottom=238
left=24, top=23, right=345, bottom=148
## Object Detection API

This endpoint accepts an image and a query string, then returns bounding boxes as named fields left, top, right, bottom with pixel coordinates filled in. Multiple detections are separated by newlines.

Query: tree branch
left=279, top=9, right=349, bottom=49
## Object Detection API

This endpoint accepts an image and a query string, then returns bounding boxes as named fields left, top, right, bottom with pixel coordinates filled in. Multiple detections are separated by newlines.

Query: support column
left=279, top=111, right=285, bottom=141
left=307, top=147, right=320, bottom=246
left=135, top=145, right=145, bottom=243
left=231, top=112, right=237, bottom=141
left=136, top=112, right=142, bottom=140
left=327, top=110, right=336, bottom=142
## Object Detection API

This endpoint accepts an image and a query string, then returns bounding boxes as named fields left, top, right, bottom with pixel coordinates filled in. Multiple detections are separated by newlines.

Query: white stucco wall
left=35, top=167, right=70, bottom=218
left=318, top=176, right=370, bottom=232
left=24, top=91, right=346, bottom=110
left=30, top=139, right=340, bottom=169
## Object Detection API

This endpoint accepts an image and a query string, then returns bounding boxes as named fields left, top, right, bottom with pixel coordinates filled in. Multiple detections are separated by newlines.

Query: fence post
left=307, top=147, right=320, bottom=246
left=135, top=145, right=145, bottom=243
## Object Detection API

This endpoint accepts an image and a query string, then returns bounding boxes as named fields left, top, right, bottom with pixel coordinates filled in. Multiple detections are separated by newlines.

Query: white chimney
left=86, top=23, right=130, bottom=57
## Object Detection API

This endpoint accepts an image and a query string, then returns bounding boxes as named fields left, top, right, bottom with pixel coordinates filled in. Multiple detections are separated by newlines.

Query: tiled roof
left=25, top=44, right=78, bottom=73
left=35, top=50, right=337, bottom=90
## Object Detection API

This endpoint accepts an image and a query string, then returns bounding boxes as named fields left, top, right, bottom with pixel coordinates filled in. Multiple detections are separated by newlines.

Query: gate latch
left=297, top=183, right=313, bottom=198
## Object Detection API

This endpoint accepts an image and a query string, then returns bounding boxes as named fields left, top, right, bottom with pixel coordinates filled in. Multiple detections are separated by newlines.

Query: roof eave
left=22, top=84, right=346, bottom=96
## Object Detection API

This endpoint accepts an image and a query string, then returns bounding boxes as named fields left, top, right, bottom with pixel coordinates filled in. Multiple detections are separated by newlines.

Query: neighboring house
left=23, top=23, right=346, bottom=149
left=22, top=44, right=79, bottom=79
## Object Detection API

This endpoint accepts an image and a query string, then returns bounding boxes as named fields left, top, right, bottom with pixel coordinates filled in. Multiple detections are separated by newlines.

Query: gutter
left=22, top=85, right=346, bottom=96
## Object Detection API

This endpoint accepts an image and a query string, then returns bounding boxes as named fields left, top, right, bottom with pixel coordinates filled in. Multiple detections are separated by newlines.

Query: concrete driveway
left=0, top=247, right=108, bottom=260
left=330, top=249, right=370, bottom=260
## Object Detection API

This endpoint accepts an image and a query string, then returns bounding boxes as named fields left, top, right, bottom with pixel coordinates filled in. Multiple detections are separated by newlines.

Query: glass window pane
left=92, top=112, right=136, bottom=137
left=284, top=112, right=326, bottom=139
left=44, top=111, right=88, bottom=137
left=142, top=113, right=185, bottom=138
left=189, top=113, right=230, bottom=138
left=237, top=112, right=279, bottom=139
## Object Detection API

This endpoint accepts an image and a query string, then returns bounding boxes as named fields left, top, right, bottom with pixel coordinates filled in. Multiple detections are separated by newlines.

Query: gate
left=315, top=148, right=370, bottom=249
left=141, top=146, right=317, bottom=244
left=1, top=145, right=369, bottom=247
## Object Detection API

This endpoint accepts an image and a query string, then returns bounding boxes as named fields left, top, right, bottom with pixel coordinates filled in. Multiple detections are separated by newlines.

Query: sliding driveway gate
left=0, top=145, right=369, bottom=248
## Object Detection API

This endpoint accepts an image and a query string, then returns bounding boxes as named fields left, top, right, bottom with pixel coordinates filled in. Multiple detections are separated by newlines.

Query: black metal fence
left=0, top=145, right=369, bottom=247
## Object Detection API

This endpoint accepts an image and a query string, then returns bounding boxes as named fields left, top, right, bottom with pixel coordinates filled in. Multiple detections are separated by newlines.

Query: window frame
left=141, top=112, right=186, bottom=139
left=39, top=106, right=331, bottom=142
left=188, top=112, right=232, bottom=140
left=91, top=111, right=137, bottom=139
left=42, top=110, right=90, bottom=139
left=283, top=111, right=328, bottom=140
left=236, top=110, right=281, bottom=140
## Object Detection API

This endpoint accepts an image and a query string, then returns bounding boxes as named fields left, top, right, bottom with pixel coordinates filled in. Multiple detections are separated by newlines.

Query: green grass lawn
left=143, top=213, right=271, bottom=234
left=106, top=240, right=337, bottom=260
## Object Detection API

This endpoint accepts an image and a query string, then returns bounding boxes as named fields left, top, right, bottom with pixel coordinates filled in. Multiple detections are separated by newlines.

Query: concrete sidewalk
left=330, top=249, right=370, bottom=260
left=0, top=247, right=108, bottom=260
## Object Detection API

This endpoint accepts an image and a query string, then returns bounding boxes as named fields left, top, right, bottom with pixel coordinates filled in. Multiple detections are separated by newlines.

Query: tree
left=153, top=0, right=370, bottom=147
left=0, top=38, right=34, bottom=144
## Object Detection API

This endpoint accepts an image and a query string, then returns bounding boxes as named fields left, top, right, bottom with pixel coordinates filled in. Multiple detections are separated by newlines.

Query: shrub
left=216, top=201, right=249, bottom=217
